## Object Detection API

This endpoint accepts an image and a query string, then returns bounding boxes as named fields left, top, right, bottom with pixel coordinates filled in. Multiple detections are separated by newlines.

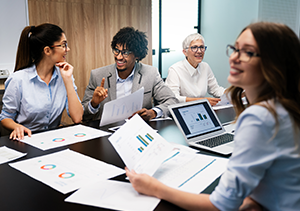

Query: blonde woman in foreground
left=126, top=22, right=300, bottom=211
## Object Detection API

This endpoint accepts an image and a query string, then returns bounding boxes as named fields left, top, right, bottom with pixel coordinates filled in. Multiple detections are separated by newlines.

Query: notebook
left=168, top=99, right=235, bottom=155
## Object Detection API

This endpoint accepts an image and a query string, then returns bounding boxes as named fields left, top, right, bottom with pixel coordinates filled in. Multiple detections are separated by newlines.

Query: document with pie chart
left=9, top=149, right=124, bottom=194
left=20, top=124, right=111, bottom=151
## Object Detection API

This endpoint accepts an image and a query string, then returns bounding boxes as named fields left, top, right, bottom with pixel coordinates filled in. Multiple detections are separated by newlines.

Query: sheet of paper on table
left=65, top=179, right=160, bottom=211
left=154, top=151, right=228, bottom=194
left=20, top=124, right=111, bottom=151
left=0, top=146, right=27, bottom=164
left=9, top=149, right=124, bottom=194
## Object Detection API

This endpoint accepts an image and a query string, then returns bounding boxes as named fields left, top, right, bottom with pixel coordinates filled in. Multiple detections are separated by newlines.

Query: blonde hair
left=228, top=22, right=300, bottom=134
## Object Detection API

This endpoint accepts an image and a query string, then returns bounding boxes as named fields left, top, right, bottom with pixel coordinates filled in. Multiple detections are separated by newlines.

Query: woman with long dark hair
left=0, top=23, right=83, bottom=140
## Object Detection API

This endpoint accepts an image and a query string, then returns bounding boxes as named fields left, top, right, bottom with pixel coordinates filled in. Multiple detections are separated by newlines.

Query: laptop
left=213, top=105, right=236, bottom=126
left=169, top=99, right=235, bottom=155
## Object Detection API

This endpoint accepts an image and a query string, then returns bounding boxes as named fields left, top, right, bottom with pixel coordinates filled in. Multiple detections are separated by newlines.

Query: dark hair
left=111, top=27, right=148, bottom=62
left=228, top=22, right=300, bottom=129
left=14, top=23, right=64, bottom=72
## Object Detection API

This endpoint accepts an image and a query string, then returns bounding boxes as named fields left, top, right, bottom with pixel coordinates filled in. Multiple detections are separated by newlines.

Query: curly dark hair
left=111, top=27, right=148, bottom=62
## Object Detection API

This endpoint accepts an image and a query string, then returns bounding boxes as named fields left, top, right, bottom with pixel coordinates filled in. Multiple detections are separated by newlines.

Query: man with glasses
left=82, top=27, right=178, bottom=122
left=165, top=33, right=226, bottom=106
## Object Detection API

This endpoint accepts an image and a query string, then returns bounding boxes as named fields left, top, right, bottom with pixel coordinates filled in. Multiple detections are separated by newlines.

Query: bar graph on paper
left=109, top=114, right=175, bottom=175
left=124, top=131, right=159, bottom=159
left=137, top=133, right=153, bottom=152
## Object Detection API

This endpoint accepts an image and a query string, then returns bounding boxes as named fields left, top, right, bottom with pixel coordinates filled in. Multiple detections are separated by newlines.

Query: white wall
left=0, top=0, right=29, bottom=73
left=258, top=0, right=300, bottom=37
left=200, top=0, right=259, bottom=92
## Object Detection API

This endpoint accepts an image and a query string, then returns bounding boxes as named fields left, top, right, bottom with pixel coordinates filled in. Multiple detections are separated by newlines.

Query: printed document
left=100, top=87, right=144, bottom=126
left=65, top=150, right=228, bottom=211
left=20, top=124, right=111, bottom=151
left=9, top=149, right=124, bottom=194
left=154, top=151, right=228, bottom=193
left=65, top=180, right=160, bottom=211
left=109, top=114, right=175, bottom=176
left=0, top=146, right=27, bottom=164
left=214, top=93, right=231, bottom=108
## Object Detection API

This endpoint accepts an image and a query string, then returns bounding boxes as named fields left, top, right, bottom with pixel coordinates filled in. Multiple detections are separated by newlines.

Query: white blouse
left=165, top=58, right=225, bottom=103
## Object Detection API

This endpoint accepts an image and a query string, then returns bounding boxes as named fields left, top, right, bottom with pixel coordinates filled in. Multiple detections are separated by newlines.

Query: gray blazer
left=82, top=63, right=178, bottom=121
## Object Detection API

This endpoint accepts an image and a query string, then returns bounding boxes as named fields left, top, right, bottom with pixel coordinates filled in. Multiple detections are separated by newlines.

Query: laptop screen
left=213, top=106, right=236, bottom=125
left=171, top=101, right=222, bottom=139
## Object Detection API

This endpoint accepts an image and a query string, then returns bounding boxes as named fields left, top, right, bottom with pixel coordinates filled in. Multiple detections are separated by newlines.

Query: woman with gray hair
left=165, top=33, right=225, bottom=106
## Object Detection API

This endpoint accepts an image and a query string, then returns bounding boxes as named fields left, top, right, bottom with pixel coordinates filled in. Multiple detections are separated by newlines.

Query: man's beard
left=117, top=67, right=127, bottom=72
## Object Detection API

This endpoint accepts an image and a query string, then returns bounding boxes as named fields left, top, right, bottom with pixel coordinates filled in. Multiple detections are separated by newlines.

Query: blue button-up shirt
left=116, top=67, right=135, bottom=99
left=0, top=65, right=78, bottom=131
left=210, top=102, right=300, bottom=210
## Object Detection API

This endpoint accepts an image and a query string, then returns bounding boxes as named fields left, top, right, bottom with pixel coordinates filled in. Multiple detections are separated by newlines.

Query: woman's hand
left=239, top=197, right=263, bottom=211
left=10, top=125, right=31, bottom=140
left=186, top=97, right=221, bottom=106
left=56, top=62, right=73, bottom=79
left=205, top=97, right=221, bottom=106
left=126, top=167, right=218, bottom=210
left=125, top=167, right=161, bottom=198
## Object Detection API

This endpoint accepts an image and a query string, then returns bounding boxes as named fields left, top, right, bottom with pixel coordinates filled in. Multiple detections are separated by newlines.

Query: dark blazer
left=82, top=63, right=178, bottom=121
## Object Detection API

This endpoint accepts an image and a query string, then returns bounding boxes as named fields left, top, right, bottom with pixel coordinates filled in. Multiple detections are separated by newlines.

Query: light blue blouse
left=210, top=102, right=300, bottom=211
left=0, top=65, right=79, bottom=131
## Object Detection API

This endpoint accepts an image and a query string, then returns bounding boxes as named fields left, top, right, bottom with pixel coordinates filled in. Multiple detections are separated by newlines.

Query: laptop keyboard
left=196, top=134, right=234, bottom=148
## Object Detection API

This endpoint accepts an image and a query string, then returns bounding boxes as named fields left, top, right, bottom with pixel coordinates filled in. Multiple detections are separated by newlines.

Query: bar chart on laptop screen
left=179, top=104, right=215, bottom=134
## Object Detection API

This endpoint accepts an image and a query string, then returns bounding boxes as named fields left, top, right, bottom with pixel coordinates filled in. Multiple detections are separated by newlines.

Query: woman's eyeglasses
left=187, top=45, right=207, bottom=53
left=51, top=43, right=68, bottom=51
left=226, top=45, right=260, bottom=62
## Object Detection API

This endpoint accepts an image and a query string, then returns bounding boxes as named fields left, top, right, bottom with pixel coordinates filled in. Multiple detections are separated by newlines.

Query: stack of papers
left=8, top=116, right=229, bottom=211
left=65, top=115, right=228, bottom=211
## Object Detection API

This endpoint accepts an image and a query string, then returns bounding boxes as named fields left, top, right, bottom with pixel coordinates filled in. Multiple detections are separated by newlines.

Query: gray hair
left=182, top=33, right=205, bottom=50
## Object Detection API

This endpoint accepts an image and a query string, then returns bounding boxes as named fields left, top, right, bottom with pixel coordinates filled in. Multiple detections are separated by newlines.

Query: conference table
left=0, top=119, right=229, bottom=211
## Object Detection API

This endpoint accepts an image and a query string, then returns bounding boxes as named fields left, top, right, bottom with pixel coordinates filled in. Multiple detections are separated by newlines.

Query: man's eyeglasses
left=51, top=43, right=68, bottom=50
left=187, top=45, right=207, bottom=53
left=226, top=45, right=260, bottom=62
left=112, top=48, right=132, bottom=58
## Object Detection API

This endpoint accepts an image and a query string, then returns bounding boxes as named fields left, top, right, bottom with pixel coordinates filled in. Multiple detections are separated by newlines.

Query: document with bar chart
left=100, top=87, right=144, bottom=126
left=109, top=114, right=175, bottom=176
